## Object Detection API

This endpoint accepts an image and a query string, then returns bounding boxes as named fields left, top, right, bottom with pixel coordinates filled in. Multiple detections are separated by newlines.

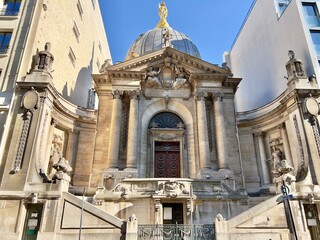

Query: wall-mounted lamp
left=307, top=193, right=315, bottom=204
left=30, top=193, right=38, bottom=204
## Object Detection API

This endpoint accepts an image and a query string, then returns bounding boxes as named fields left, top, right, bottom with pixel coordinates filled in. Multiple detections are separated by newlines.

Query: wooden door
left=155, top=142, right=180, bottom=178
left=22, top=204, right=43, bottom=240
left=163, top=203, right=183, bottom=224
left=304, top=204, right=320, bottom=240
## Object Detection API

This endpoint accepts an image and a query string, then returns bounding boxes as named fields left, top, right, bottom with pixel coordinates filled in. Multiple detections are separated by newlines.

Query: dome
left=125, top=27, right=201, bottom=60
left=125, top=2, right=201, bottom=60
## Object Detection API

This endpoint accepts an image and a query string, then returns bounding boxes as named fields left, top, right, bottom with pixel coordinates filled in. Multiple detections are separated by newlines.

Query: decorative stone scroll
left=293, top=114, right=308, bottom=181
left=10, top=88, right=39, bottom=174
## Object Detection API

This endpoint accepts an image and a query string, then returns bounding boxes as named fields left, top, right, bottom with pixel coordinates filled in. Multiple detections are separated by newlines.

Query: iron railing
left=138, top=224, right=215, bottom=240
left=0, top=8, right=20, bottom=16
left=0, top=45, right=9, bottom=54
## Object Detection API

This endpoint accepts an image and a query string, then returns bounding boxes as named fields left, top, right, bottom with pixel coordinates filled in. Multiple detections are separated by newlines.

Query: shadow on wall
left=62, top=43, right=95, bottom=108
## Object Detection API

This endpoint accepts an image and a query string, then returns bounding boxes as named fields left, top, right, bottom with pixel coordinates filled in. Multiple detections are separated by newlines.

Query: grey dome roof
left=125, top=27, right=201, bottom=60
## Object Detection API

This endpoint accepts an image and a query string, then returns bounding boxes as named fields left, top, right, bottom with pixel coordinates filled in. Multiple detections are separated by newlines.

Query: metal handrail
left=138, top=224, right=215, bottom=240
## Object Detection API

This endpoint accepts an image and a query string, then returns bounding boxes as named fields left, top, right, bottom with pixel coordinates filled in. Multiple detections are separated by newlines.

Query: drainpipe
left=235, top=124, right=246, bottom=189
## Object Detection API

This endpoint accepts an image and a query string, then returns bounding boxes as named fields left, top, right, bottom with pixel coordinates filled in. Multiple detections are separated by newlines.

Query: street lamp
left=277, top=181, right=298, bottom=240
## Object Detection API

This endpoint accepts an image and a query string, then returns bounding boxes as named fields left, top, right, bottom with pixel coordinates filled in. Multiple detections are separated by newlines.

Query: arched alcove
left=139, top=100, right=197, bottom=178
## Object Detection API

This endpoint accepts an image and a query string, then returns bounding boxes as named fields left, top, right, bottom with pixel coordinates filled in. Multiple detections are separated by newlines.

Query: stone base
left=197, top=168, right=234, bottom=180
left=102, top=168, right=138, bottom=190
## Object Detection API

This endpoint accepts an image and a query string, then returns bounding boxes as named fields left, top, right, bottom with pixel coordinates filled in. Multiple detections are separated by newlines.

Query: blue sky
left=98, top=1, right=254, bottom=64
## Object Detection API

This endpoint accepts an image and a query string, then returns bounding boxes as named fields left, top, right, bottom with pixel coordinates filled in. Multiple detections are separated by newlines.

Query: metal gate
left=138, top=224, right=215, bottom=240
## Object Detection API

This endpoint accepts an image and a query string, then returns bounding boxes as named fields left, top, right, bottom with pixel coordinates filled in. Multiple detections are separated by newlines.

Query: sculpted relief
left=47, top=133, right=72, bottom=182
left=155, top=180, right=190, bottom=198
left=144, top=63, right=190, bottom=91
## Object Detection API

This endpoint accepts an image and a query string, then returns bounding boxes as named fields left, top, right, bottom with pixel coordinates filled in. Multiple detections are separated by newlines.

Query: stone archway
left=140, top=99, right=196, bottom=178
left=149, top=112, right=184, bottom=178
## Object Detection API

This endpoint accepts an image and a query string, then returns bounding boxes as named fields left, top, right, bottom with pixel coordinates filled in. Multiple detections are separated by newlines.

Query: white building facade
left=227, top=0, right=320, bottom=111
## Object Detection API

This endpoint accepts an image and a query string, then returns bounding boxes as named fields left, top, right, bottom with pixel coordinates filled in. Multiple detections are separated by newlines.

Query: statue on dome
left=163, top=28, right=172, bottom=47
left=157, top=1, right=170, bottom=28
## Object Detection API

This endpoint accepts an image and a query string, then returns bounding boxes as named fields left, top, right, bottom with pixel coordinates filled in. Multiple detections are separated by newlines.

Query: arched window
left=148, top=112, right=184, bottom=129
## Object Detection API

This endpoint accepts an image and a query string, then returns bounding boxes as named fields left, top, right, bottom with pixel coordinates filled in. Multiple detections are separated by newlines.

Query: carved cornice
left=108, top=70, right=145, bottom=80
left=106, top=48, right=229, bottom=75
left=17, top=81, right=97, bottom=125
left=191, top=73, right=227, bottom=82
left=237, top=89, right=297, bottom=128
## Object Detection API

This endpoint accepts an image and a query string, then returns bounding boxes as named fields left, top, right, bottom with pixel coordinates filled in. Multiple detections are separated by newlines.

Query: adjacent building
left=227, top=0, right=320, bottom=112
left=0, top=0, right=110, bottom=167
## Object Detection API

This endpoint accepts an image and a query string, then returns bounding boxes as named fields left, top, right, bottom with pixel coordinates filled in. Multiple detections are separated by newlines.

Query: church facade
left=1, top=2, right=320, bottom=240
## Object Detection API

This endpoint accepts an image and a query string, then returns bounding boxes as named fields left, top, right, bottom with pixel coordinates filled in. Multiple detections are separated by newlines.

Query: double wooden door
left=154, top=141, right=180, bottom=178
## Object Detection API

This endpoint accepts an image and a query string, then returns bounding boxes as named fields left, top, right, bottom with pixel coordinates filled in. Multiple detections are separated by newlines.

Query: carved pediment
left=105, top=47, right=230, bottom=75
left=93, top=47, right=241, bottom=94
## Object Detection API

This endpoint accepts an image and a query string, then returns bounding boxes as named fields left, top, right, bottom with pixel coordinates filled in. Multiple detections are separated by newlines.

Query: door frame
left=154, top=141, right=181, bottom=178
left=304, top=204, right=320, bottom=240
left=22, top=203, right=44, bottom=240
left=148, top=128, right=186, bottom=178
left=162, top=202, right=184, bottom=224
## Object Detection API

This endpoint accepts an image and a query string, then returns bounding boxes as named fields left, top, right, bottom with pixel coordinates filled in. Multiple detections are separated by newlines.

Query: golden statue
left=157, top=1, right=170, bottom=28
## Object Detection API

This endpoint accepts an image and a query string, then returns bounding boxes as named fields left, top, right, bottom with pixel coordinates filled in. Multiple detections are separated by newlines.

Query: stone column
left=279, top=123, right=293, bottom=167
left=126, top=91, right=139, bottom=169
left=257, top=132, right=271, bottom=184
left=213, top=92, right=228, bottom=170
left=65, top=130, right=79, bottom=172
left=108, top=90, right=123, bottom=169
left=196, top=92, right=211, bottom=169
left=154, top=199, right=163, bottom=224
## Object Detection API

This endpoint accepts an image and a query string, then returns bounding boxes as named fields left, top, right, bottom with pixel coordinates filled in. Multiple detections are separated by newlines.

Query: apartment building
left=227, top=0, right=320, bottom=111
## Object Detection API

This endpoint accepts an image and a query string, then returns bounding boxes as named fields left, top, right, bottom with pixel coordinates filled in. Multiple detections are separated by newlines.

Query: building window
left=0, top=32, right=12, bottom=54
left=91, top=0, right=96, bottom=9
left=87, top=88, right=96, bottom=109
left=98, top=41, right=102, bottom=53
left=276, top=0, right=291, bottom=16
left=311, top=31, right=320, bottom=57
left=72, top=21, right=80, bottom=42
left=77, top=0, right=83, bottom=19
left=68, top=47, right=76, bottom=66
left=303, top=3, right=320, bottom=27
left=3, top=0, right=21, bottom=16
left=96, top=58, right=100, bottom=70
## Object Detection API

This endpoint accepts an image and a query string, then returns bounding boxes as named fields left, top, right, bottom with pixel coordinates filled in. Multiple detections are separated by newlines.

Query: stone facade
left=1, top=2, right=320, bottom=240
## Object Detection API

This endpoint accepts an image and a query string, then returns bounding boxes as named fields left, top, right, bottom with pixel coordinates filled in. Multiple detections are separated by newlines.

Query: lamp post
left=280, top=181, right=298, bottom=240
left=79, top=188, right=86, bottom=240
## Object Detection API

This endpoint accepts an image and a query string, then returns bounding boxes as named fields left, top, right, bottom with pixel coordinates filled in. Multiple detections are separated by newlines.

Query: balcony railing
left=0, top=45, right=9, bottom=54
left=0, top=8, right=20, bottom=16
left=138, top=224, right=215, bottom=240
